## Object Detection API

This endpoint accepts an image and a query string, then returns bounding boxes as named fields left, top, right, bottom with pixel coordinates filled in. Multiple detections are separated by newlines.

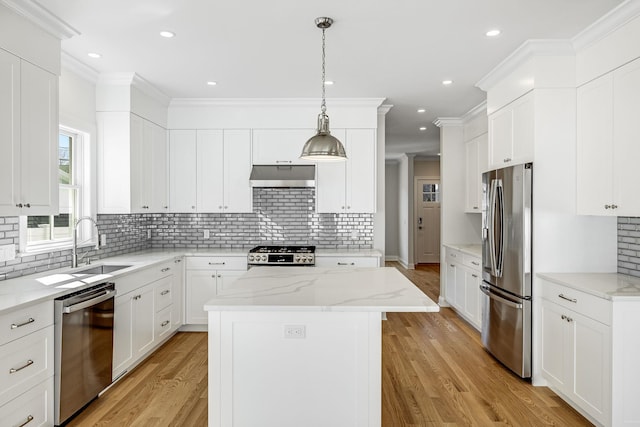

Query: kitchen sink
left=75, top=264, right=132, bottom=275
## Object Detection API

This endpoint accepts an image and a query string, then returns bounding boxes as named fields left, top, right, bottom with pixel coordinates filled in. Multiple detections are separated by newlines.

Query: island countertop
left=204, top=266, right=440, bottom=312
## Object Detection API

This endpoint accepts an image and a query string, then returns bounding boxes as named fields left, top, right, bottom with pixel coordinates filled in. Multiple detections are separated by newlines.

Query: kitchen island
left=204, top=266, right=439, bottom=427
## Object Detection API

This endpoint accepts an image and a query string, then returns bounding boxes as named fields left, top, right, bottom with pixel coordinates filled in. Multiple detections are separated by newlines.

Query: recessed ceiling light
left=417, top=109, right=426, bottom=113
left=160, top=31, right=176, bottom=38
left=324, top=81, right=334, bottom=85
left=207, top=81, right=217, bottom=86
left=442, top=80, right=453, bottom=86
left=87, top=52, right=101, bottom=59
left=486, top=29, right=501, bottom=37
left=419, top=127, right=427, bottom=131
left=437, top=153, right=441, bottom=156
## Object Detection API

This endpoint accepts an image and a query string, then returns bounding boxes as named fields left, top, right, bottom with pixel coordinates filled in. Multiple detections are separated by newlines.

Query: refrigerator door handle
left=488, top=179, right=497, bottom=276
left=495, top=179, right=505, bottom=277
left=480, top=284, right=523, bottom=309
left=488, top=178, right=504, bottom=277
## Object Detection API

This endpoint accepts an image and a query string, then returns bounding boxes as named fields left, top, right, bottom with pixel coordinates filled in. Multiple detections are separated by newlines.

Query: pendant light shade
left=300, top=17, right=347, bottom=162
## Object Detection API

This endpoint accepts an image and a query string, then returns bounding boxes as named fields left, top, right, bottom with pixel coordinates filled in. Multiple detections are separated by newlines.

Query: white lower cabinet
left=314, top=255, right=380, bottom=268
left=112, top=260, right=182, bottom=380
left=537, top=277, right=640, bottom=427
left=185, top=256, right=247, bottom=325
left=0, top=301, right=54, bottom=427
left=443, top=247, right=482, bottom=330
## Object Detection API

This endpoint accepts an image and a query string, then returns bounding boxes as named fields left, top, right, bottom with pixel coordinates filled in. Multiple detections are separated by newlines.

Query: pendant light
left=300, top=17, right=347, bottom=161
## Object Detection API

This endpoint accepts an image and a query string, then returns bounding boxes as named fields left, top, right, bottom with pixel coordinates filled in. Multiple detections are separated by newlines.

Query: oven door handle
left=63, top=289, right=117, bottom=314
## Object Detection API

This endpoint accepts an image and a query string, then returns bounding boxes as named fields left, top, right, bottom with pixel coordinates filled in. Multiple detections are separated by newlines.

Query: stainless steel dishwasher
left=54, top=282, right=116, bottom=426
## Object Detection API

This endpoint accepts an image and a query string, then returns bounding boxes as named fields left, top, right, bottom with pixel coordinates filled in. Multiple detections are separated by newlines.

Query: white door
left=415, top=178, right=440, bottom=264
left=0, top=50, right=20, bottom=215
left=150, top=122, right=168, bottom=212
left=196, top=129, right=224, bottom=212
left=186, top=270, right=218, bottom=325
left=223, top=129, right=252, bottom=213
left=169, top=130, right=197, bottom=212
left=346, top=129, right=376, bottom=213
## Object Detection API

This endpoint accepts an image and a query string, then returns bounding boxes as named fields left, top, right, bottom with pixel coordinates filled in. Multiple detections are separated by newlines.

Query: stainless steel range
left=248, top=245, right=315, bottom=267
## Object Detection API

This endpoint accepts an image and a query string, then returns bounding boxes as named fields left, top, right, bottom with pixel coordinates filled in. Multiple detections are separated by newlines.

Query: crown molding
left=461, top=101, right=487, bottom=121
left=572, top=0, right=640, bottom=51
left=169, top=98, right=387, bottom=108
left=378, top=104, right=393, bottom=115
left=97, top=72, right=171, bottom=106
left=476, top=39, right=574, bottom=91
left=433, top=117, right=464, bottom=128
left=61, top=51, right=99, bottom=83
left=0, top=0, right=79, bottom=39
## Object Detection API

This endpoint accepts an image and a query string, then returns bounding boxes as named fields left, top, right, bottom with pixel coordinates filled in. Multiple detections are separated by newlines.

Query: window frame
left=19, top=125, right=93, bottom=254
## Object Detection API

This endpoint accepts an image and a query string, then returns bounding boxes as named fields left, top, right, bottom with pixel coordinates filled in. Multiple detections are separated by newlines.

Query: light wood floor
left=68, top=263, right=592, bottom=426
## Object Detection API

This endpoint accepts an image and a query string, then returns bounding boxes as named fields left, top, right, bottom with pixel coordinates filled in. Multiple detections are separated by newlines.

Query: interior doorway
left=415, top=178, right=441, bottom=264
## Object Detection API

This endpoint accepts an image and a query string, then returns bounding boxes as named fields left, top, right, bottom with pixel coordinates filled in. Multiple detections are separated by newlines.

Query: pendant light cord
left=321, top=27, right=326, bottom=114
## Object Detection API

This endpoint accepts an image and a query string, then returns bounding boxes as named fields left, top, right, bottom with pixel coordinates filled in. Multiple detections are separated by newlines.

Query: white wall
left=384, top=161, right=400, bottom=260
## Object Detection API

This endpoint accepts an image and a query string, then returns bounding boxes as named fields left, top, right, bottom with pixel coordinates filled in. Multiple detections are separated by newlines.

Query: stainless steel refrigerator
left=481, top=162, right=532, bottom=378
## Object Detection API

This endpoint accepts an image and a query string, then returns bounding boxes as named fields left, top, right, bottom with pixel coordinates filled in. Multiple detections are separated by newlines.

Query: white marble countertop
left=538, top=272, right=640, bottom=301
left=443, top=243, right=482, bottom=258
left=204, top=266, right=440, bottom=312
left=315, top=249, right=382, bottom=257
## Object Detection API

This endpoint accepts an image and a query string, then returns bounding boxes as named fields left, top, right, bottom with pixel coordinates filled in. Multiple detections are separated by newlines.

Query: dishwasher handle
left=63, top=288, right=117, bottom=314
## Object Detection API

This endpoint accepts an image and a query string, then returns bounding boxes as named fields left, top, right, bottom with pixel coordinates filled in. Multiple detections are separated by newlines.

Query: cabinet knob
left=24, top=203, right=31, bottom=208
left=161, top=267, right=171, bottom=272
left=219, top=206, right=223, bottom=209
left=341, top=206, right=345, bottom=210
left=604, top=204, right=611, bottom=209
left=224, top=206, right=228, bottom=209
left=473, top=206, right=479, bottom=210
left=347, top=206, right=351, bottom=209
left=161, top=320, right=170, bottom=327
left=15, top=203, right=23, bottom=208
left=612, top=204, right=618, bottom=209
left=503, top=158, right=511, bottom=163
left=192, top=206, right=196, bottom=209
left=164, top=206, right=168, bottom=209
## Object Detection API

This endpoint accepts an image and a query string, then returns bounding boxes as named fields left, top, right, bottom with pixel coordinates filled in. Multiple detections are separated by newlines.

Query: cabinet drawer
left=155, top=306, right=172, bottom=342
left=462, top=254, right=481, bottom=271
left=0, top=326, right=54, bottom=407
left=540, top=279, right=611, bottom=325
left=186, top=256, right=247, bottom=271
left=446, top=248, right=462, bottom=265
left=315, top=256, right=379, bottom=268
left=0, top=301, right=53, bottom=346
left=115, top=260, right=175, bottom=296
left=0, top=377, right=53, bottom=427
left=154, top=276, right=173, bottom=313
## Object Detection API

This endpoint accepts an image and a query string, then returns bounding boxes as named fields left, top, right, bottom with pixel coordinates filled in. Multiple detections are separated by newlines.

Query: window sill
left=19, top=240, right=98, bottom=257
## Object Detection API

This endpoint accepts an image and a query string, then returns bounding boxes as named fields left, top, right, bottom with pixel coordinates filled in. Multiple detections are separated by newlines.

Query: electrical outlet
left=147, top=229, right=152, bottom=239
left=204, top=230, right=210, bottom=239
left=284, top=325, right=306, bottom=339
left=100, top=234, right=107, bottom=247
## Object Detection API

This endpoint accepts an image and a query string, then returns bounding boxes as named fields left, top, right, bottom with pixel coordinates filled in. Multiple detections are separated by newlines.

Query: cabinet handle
left=11, top=318, right=35, bottom=329
left=175, top=259, right=182, bottom=263
left=337, top=262, right=355, bottom=266
left=217, top=274, right=222, bottom=278
left=558, top=294, right=577, bottom=303
left=450, top=264, right=455, bottom=268
left=473, top=206, right=479, bottom=210
left=471, top=261, right=479, bottom=266
left=161, top=320, right=170, bottom=327
left=276, top=160, right=292, bottom=164
left=451, top=253, right=457, bottom=257
left=503, top=158, right=511, bottom=163
left=16, top=203, right=23, bottom=208
left=192, top=206, right=196, bottom=209
left=164, top=206, right=168, bottom=209
left=161, top=267, right=171, bottom=272
left=209, top=262, right=225, bottom=266
left=471, top=274, right=478, bottom=278
left=161, top=290, right=170, bottom=296
left=10, top=359, right=34, bottom=374
left=133, top=295, right=141, bottom=300
left=17, top=415, right=34, bottom=427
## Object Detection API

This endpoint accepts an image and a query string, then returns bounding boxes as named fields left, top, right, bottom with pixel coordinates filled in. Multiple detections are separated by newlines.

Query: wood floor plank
left=67, top=263, right=592, bottom=426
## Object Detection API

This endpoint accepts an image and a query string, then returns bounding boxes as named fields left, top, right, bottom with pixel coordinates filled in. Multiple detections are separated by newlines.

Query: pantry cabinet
left=316, top=128, right=377, bottom=213
left=488, top=91, right=534, bottom=170
left=98, top=113, right=168, bottom=214
left=169, top=130, right=252, bottom=213
left=0, top=50, right=58, bottom=216
left=577, top=57, right=640, bottom=216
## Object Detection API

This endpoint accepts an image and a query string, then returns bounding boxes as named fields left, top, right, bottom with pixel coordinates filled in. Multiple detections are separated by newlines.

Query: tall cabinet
left=0, top=49, right=58, bottom=216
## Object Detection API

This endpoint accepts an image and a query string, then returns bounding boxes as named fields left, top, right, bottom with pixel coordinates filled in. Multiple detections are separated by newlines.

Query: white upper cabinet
left=252, top=129, right=315, bottom=165
left=0, top=50, right=58, bottom=216
left=465, top=133, right=488, bottom=213
left=98, top=113, right=168, bottom=214
left=316, top=129, right=376, bottom=213
left=170, top=129, right=252, bottom=213
left=488, top=91, right=534, bottom=170
left=577, top=57, right=640, bottom=216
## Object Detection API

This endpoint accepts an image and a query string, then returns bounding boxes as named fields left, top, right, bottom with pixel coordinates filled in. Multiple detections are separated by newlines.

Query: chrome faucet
left=72, top=216, right=100, bottom=268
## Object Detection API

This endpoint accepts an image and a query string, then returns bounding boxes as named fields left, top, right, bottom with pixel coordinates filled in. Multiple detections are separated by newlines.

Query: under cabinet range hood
left=249, top=165, right=315, bottom=188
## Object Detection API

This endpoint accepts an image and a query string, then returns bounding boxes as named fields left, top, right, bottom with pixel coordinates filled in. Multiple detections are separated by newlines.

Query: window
left=422, top=183, right=440, bottom=203
left=20, top=126, right=90, bottom=252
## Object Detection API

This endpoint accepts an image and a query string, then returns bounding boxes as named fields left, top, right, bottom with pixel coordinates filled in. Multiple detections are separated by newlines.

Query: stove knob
left=248, top=255, right=254, bottom=262
left=261, top=255, right=267, bottom=262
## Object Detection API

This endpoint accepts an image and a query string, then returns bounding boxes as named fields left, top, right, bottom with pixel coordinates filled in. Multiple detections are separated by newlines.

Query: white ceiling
left=35, top=0, right=622, bottom=158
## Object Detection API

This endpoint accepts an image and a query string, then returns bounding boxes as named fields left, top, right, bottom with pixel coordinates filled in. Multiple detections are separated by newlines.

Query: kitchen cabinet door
left=223, top=130, right=252, bottom=213
left=0, top=50, right=20, bottom=215
left=488, top=106, right=512, bottom=168
left=612, top=58, right=640, bottom=216
left=113, top=293, right=134, bottom=379
left=540, top=299, right=570, bottom=390
left=185, top=270, right=218, bottom=325
left=215, top=270, right=245, bottom=293
left=149, top=121, right=168, bottom=212
left=488, top=92, right=533, bottom=170
left=171, top=258, right=184, bottom=331
left=252, top=129, right=315, bottom=165
left=463, top=269, right=481, bottom=328
left=18, top=60, right=58, bottom=215
left=196, top=130, right=224, bottom=212
left=169, top=130, right=197, bottom=212
left=129, top=114, right=146, bottom=212
left=576, top=74, right=614, bottom=215
left=347, top=129, right=376, bottom=213
left=445, top=262, right=456, bottom=308
left=315, top=155, right=346, bottom=213
left=132, top=283, right=156, bottom=359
